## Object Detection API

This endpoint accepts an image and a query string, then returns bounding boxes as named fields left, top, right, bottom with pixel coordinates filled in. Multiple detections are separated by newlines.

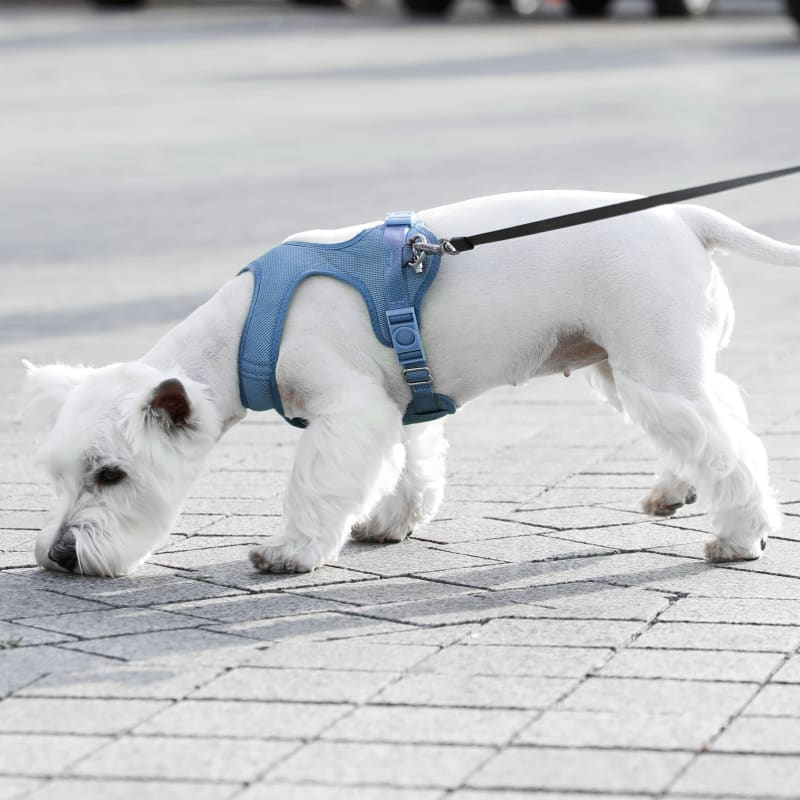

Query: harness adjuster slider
left=403, top=366, right=433, bottom=386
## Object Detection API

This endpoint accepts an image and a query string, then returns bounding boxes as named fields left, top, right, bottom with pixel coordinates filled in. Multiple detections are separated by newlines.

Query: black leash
left=442, top=165, right=800, bottom=254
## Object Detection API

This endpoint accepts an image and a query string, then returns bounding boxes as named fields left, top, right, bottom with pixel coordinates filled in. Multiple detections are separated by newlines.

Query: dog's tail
left=678, top=205, right=800, bottom=267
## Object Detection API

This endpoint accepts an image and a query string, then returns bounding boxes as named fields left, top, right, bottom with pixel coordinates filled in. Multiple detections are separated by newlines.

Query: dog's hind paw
left=642, top=476, right=697, bottom=518
left=704, top=537, right=763, bottom=563
left=350, top=522, right=411, bottom=544
left=249, top=541, right=323, bottom=574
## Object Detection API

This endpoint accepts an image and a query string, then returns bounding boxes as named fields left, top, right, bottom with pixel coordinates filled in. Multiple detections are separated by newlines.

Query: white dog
left=23, top=191, right=800, bottom=577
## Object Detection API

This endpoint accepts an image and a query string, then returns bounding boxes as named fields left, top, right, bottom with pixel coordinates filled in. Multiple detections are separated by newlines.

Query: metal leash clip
left=407, top=234, right=458, bottom=273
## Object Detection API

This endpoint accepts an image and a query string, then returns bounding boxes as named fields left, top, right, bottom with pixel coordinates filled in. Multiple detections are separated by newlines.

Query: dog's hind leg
left=586, top=362, right=696, bottom=517
left=250, top=382, right=405, bottom=573
left=641, top=472, right=697, bottom=517
left=351, top=419, right=448, bottom=543
left=613, top=369, right=781, bottom=562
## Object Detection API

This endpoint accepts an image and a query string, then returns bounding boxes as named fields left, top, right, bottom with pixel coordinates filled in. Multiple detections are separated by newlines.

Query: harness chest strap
left=383, top=212, right=455, bottom=424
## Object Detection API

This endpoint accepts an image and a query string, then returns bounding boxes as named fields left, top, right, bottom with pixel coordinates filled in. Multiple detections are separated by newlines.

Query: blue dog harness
left=237, top=212, right=457, bottom=428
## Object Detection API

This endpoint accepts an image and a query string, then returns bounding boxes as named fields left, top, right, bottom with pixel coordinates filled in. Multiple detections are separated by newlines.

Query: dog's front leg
left=250, top=385, right=405, bottom=573
left=352, top=418, right=448, bottom=543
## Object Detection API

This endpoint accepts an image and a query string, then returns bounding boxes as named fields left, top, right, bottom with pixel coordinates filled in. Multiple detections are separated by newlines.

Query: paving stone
left=713, top=715, right=800, bottom=753
left=549, top=523, right=707, bottom=551
left=0, top=778, right=44, bottom=800
left=170, top=513, right=226, bottom=536
left=0, top=529, right=37, bottom=550
left=0, top=550, right=39, bottom=568
left=245, top=640, right=437, bottom=671
left=268, top=741, right=491, bottom=788
left=420, top=517, right=551, bottom=543
left=192, top=666, right=397, bottom=703
left=516, top=709, right=728, bottom=750
left=373, top=673, right=575, bottom=710
left=0, top=645, right=117, bottom=698
left=512, top=505, right=646, bottom=530
left=599, top=648, right=783, bottom=682
left=0, top=733, right=110, bottom=776
left=19, top=665, right=221, bottom=700
left=154, top=534, right=257, bottom=555
left=420, top=513, right=529, bottom=543
left=419, top=644, right=612, bottom=678
left=2, top=567, right=242, bottom=607
left=640, top=564, right=800, bottom=599
left=631, top=621, right=800, bottom=652
left=205, top=611, right=411, bottom=642
left=287, top=576, right=480, bottom=606
left=469, top=747, right=692, bottom=793
left=350, top=591, right=550, bottom=627
left=0, top=697, right=168, bottom=735
left=136, top=699, right=350, bottom=739
left=500, top=581, right=671, bottom=621
left=238, top=786, right=442, bottom=800
left=659, top=596, right=800, bottom=625
left=474, top=617, right=646, bottom=648
left=438, top=533, right=610, bottom=563
left=0, top=580, right=111, bottom=620
left=351, top=624, right=478, bottom=646
left=71, top=736, right=296, bottom=781
left=773, top=655, right=800, bottom=682
left=20, top=607, right=208, bottom=639
left=672, top=753, right=800, bottom=798
left=651, top=513, right=715, bottom=535
left=62, top=627, right=260, bottom=666
left=520, top=488, right=648, bottom=509
left=0, top=510, right=49, bottom=529
left=560, top=676, right=758, bottom=715
left=323, top=705, right=531, bottom=746
left=181, top=497, right=281, bottom=516
left=150, top=542, right=261, bottom=570
left=335, top=540, right=500, bottom=577
left=743, top=684, right=800, bottom=716
left=0, top=619, right=75, bottom=647
left=427, top=551, right=700, bottom=592
left=25, top=780, right=241, bottom=800
left=185, top=560, right=375, bottom=592
left=439, top=485, right=539, bottom=504
left=450, top=793, right=650, bottom=800
left=158, top=591, right=345, bottom=623
left=558, top=471, right=657, bottom=490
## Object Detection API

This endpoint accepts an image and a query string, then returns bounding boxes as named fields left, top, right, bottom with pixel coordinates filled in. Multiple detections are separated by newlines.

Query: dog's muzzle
left=48, top=528, right=78, bottom=572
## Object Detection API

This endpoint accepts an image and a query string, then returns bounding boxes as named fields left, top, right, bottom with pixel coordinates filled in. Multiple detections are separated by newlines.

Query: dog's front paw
left=249, top=540, right=324, bottom=573
left=704, top=537, right=764, bottom=563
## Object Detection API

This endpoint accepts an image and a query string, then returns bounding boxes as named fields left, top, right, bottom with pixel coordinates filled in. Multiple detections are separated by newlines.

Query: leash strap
left=447, top=165, right=800, bottom=252
left=384, top=212, right=455, bottom=425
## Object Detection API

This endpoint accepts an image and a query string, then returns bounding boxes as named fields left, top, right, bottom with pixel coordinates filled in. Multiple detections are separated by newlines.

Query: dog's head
left=22, top=361, right=220, bottom=577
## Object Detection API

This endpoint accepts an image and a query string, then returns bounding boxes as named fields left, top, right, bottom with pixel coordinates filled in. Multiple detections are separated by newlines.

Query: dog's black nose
left=48, top=529, right=78, bottom=572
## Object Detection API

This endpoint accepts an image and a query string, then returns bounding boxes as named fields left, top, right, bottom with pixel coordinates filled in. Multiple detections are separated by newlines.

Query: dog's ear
left=147, top=378, right=192, bottom=430
left=21, top=360, right=94, bottom=432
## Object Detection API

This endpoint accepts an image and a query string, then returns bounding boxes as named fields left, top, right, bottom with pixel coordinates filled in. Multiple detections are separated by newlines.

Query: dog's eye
left=95, top=466, right=126, bottom=487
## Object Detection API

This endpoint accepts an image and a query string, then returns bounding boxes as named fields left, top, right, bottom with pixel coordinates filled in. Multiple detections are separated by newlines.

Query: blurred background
left=0, top=0, right=798, bottom=369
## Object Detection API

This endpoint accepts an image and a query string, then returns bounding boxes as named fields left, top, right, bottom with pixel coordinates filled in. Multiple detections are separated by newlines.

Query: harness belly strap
left=237, top=213, right=456, bottom=427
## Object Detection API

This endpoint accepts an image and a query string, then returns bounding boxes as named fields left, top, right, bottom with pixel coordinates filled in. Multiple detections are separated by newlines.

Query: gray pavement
left=2, top=2, right=800, bottom=798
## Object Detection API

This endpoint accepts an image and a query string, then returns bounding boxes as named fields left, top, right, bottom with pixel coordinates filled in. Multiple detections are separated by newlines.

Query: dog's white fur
left=23, top=191, right=799, bottom=577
